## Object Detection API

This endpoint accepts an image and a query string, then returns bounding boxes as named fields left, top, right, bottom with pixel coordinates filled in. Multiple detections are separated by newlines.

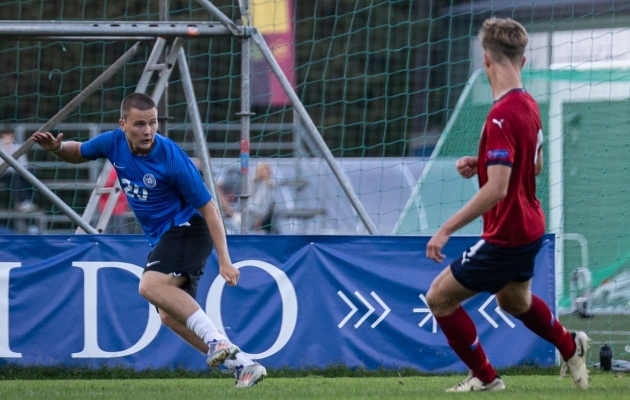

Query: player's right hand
left=426, top=233, right=447, bottom=263
left=456, top=156, right=478, bottom=178
left=219, top=262, right=240, bottom=286
left=32, top=131, right=63, bottom=152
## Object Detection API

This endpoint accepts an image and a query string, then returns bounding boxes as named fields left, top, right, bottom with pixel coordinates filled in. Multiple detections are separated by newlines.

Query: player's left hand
left=219, top=263, right=240, bottom=286
left=426, top=231, right=449, bottom=263
left=456, top=156, right=478, bottom=179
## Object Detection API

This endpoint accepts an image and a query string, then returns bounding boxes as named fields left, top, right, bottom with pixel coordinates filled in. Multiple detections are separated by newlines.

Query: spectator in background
left=248, top=162, right=275, bottom=234
left=97, top=167, right=132, bottom=233
left=0, top=130, right=37, bottom=212
left=216, top=163, right=276, bottom=234
left=216, top=165, right=242, bottom=233
left=216, top=164, right=241, bottom=218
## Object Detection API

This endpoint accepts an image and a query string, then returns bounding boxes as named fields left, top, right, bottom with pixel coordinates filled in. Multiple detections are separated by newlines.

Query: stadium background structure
left=0, top=0, right=376, bottom=235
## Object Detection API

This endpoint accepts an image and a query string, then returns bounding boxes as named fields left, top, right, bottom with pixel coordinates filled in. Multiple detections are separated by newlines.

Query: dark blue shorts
left=450, top=236, right=544, bottom=294
left=144, top=214, right=213, bottom=300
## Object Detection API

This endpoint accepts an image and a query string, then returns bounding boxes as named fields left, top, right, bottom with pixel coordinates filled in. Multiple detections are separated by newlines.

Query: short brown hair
left=120, top=92, right=156, bottom=120
left=478, top=18, right=528, bottom=63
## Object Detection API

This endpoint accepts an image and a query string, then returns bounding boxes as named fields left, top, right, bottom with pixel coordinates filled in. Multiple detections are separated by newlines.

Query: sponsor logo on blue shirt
left=487, top=149, right=509, bottom=159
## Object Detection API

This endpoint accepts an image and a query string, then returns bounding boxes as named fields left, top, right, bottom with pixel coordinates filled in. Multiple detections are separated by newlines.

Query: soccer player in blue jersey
left=32, top=93, right=266, bottom=388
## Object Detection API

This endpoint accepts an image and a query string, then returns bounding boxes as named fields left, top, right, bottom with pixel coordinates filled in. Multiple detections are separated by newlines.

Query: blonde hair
left=478, top=18, right=528, bottom=64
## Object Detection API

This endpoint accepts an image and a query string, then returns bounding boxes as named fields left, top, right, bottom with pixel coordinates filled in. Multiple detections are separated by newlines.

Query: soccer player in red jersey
left=425, top=18, right=590, bottom=392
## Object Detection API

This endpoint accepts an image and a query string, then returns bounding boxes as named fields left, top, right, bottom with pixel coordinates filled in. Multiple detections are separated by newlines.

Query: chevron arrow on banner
left=413, top=293, right=437, bottom=333
left=337, top=290, right=391, bottom=329
left=368, top=291, right=391, bottom=328
left=337, top=291, right=358, bottom=328
left=478, top=295, right=516, bottom=329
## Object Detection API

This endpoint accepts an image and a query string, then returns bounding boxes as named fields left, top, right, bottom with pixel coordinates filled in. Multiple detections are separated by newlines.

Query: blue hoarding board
left=0, top=234, right=555, bottom=371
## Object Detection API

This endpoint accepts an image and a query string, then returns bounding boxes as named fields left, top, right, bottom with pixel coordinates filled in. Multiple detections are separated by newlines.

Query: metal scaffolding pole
left=158, top=0, right=170, bottom=136
left=0, top=41, right=145, bottom=176
left=250, top=29, right=378, bottom=234
left=150, top=37, right=184, bottom=108
left=237, top=1, right=253, bottom=234
left=0, top=16, right=237, bottom=234
left=28, top=36, right=155, bottom=41
left=0, top=148, right=98, bottom=234
left=194, top=0, right=242, bottom=36
left=1, top=5, right=376, bottom=235
left=0, top=21, right=232, bottom=38
left=177, top=48, right=221, bottom=213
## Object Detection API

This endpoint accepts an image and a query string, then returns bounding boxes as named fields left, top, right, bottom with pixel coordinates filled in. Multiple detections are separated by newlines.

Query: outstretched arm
left=198, top=199, right=239, bottom=286
left=31, top=132, right=89, bottom=164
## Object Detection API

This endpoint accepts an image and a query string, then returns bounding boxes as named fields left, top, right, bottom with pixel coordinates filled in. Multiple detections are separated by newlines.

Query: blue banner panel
left=0, top=234, right=555, bottom=372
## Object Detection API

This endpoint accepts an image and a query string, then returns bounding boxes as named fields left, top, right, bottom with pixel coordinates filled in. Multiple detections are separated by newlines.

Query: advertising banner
left=0, top=234, right=555, bottom=372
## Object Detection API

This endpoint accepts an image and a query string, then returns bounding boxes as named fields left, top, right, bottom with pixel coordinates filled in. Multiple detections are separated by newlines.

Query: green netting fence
left=0, top=0, right=455, bottom=236
left=397, top=68, right=630, bottom=316
left=396, top=67, right=630, bottom=361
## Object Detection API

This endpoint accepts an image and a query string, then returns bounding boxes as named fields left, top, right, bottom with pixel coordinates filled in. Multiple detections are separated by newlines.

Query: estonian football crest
left=143, top=173, right=157, bottom=187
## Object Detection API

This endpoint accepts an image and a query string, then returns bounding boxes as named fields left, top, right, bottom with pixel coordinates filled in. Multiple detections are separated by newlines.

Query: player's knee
left=138, top=279, right=154, bottom=302
left=138, top=284, right=149, bottom=301
left=426, top=289, right=447, bottom=315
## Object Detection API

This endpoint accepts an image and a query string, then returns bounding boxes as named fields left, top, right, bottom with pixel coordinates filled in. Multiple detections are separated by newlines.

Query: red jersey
left=478, top=88, right=545, bottom=247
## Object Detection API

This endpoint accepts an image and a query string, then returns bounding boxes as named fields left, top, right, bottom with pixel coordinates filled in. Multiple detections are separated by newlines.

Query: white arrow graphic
left=337, top=291, right=358, bottom=328
left=353, top=291, right=375, bottom=328
left=337, top=290, right=391, bottom=329
left=413, top=293, right=437, bottom=333
left=478, top=295, right=515, bottom=329
left=369, top=291, right=391, bottom=328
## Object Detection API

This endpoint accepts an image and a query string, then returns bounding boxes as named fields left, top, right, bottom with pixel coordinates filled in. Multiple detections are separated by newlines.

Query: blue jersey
left=80, top=128, right=211, bottom=246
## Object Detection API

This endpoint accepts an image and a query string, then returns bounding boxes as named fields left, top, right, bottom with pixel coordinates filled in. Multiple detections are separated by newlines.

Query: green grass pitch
left=1, top=373, right=629, bottom=400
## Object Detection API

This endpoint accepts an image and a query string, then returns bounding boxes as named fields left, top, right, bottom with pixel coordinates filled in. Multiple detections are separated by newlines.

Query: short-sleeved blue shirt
left=81, top=128, right=211, bottom=246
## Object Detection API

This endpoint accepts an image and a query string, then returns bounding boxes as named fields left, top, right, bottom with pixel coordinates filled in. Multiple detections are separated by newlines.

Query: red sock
left=514, top=295, right=575, bottom=360
left=435, top=306, right=497, bottom=383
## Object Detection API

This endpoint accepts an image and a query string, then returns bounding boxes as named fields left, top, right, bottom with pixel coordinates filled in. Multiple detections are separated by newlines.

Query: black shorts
left=144, top=214, right=213, bottom=300
left=450, top=236, right=544, bottom=294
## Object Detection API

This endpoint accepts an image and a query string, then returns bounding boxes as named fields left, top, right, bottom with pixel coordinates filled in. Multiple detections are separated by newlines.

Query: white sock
left=224, top=352, right=255, bottom=369
left=185, top=309, right=226, bottom=345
